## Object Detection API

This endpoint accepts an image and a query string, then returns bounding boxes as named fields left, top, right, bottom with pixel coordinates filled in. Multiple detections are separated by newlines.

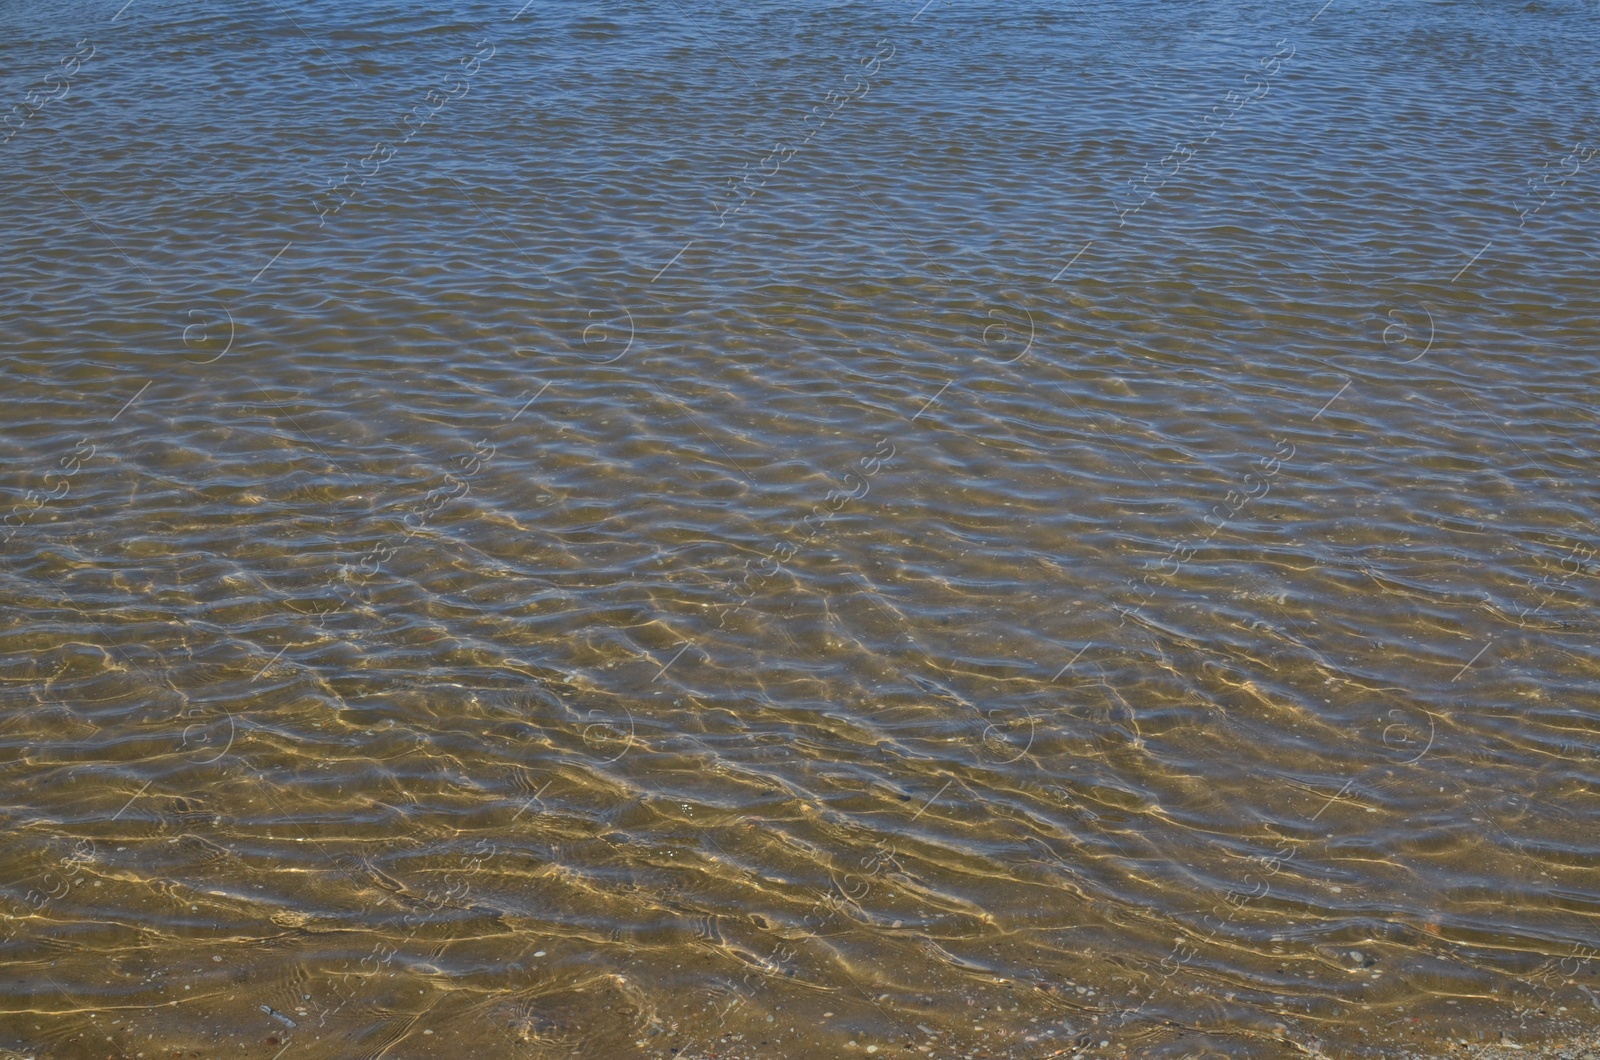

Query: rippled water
left=4, top=0, right=1600, bottom=1057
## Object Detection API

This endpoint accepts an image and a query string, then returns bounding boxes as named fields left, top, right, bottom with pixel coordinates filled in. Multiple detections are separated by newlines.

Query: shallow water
left=3, top=0, right=1600, bottom=1057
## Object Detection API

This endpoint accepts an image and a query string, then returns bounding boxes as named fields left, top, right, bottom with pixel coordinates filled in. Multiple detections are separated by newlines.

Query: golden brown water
left=4, top=1, right=1600, bottom=1057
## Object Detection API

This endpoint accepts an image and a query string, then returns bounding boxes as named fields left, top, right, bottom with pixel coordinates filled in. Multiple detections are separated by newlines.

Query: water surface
left=4, top=1, right=1600, bottom=1057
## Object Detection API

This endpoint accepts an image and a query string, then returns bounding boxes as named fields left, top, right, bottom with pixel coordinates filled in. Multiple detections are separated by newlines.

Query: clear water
left=3, top=1, right=1600, bottom=1056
